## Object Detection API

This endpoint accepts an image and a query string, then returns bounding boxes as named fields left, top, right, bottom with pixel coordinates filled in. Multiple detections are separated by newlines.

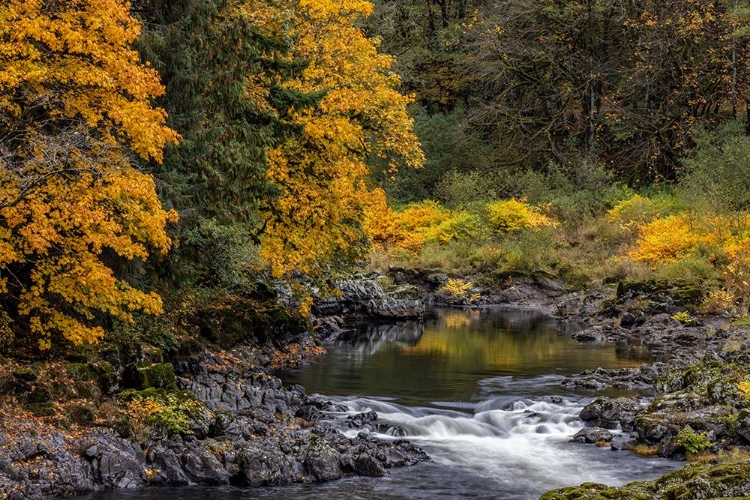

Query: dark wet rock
left=733, top=409, right=750, bottom=444
left=562, top=364, right=666, bottom=394
left=346, top=411, right=378, bottom=429
left=571, top=427, right=613, bottom=443
left=304, top=445, right=342, bottom=482
left=571, top=326, right=607, bottom=343
left=610, top=435, right=637, bottom=451
left=353, top=454, right=386, bottom=477
left=313, top=276, right=424, bottom=320
left=312, top=315, right=345, bottom=338
left=619, top=312, right=636, bottom=328
left=364, top=298, right=424, bottom=319
left=579, top=397, right=643, bottom=431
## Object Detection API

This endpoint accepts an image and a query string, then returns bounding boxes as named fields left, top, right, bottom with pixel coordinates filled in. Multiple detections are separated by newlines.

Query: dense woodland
left=1, top=0, right=750, bottom=355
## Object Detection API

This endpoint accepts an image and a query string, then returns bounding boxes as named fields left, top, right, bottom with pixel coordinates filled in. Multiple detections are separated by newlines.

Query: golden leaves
left=0, top=1, right=178, bottom=348
left=260, top=0, right=423, bottom=277
left=0, top=0, right=178, bottom=162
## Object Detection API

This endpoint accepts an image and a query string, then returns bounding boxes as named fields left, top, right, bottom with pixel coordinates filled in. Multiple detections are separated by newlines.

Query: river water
left=88, top=307, right=680, bottom=500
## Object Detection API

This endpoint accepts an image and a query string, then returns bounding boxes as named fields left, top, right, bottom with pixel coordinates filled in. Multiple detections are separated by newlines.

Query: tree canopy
left=0, top=0, right=178, bottom=349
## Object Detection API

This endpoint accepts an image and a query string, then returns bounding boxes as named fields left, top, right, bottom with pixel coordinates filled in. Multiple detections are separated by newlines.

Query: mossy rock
left=66, top=363, right=104, bottom=399
left=540, top=462, right=750, bottom=499
left=118, top=387, right=209, bottom=439
left=12, top=367, right=37, bottom=382
left=68, top=403, right=96, bottom=425
left=26, top=386, right=53, bottom=404
left=123, top=362, right=176, bottom=390
left=616, top=280, right=703, bottom=307
left=23, top=402, right=56, bottom=417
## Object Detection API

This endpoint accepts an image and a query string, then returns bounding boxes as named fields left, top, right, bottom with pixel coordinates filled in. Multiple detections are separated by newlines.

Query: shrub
left=423, top=210, right=487, bottom=244
left=365, top=195, right=451, bottom=255
left=701, top=289, right=735, bottom=314
left=725, top=237, right=750, bottom=313
left=441, top=279, right=473, bottom=298
left=676, top=427, right=712, bottom=457
left=122, top=389, right=208, bottom=442
left=487, top=198, right=556, bottom=233
left=627, top=215, right=702, bottom=263
left=652, top=255, right=720, bottom=286
left=607, top=194, right=677, bottom=229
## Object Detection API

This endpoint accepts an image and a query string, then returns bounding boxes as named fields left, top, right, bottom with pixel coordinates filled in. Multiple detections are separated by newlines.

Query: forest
left=2, top=0, right=750, bottom=497
left=2, top=0, right=749, bottom=353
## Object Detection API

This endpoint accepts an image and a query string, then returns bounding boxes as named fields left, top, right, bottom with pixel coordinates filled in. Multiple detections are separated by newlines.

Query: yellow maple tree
left=0, top=0, right=178, bottom=348
left=259, top=0, right=424, bottom=277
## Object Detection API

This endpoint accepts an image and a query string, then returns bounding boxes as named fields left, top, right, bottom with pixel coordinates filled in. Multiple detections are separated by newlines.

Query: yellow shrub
left=423, top=211, right=486, bottom=245
left=627, top=215, right=702, bottom=263
left=487, top=198, right=556, bottom=233
left=363, top=191, right=453, bottom=255
left=442, top=278, right=472, bottom=297
left=701, top=289, right=735, bottom=314
left=607, top=194, right=664, bottom=229
left=725, top=237, right=750, bottom=309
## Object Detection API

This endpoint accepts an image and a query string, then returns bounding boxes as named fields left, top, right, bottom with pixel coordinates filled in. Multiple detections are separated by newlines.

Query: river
left=87, top=307, right=680, bottom=500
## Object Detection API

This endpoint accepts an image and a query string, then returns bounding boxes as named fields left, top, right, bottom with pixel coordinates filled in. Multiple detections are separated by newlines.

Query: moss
left=12, top=367, right=37, bottom=382
left=26, top=386, right=52, bottom=403
left=124, top=362, right=176, bottom=390
left=65, top=363, right=104, bottom=399
left=540, top=462, right=750, bottom=499
left=23, top=402, right=55, bottom=417
left=68, top=403, right=96, bottom=425
left=118, top=387, right=209, bottom=440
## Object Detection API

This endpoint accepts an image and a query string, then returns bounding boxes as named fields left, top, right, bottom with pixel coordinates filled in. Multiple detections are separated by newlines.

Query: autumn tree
left=135, top=0, right=316, bottom=291
left=0, top=0, right=178, bottom=348
left=259, top=0, right=424, bottom=278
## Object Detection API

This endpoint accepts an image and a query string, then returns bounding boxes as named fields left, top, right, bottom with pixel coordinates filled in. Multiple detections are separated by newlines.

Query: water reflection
left=282, top=308, right=645, bottom=407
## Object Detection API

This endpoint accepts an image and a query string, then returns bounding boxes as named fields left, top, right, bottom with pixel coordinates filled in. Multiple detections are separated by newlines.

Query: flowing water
left=87, top=307, right=680, bottom=500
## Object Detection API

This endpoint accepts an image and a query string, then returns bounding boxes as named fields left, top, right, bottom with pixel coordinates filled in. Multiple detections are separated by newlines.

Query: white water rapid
left=332, top=393, right=676, bottom=497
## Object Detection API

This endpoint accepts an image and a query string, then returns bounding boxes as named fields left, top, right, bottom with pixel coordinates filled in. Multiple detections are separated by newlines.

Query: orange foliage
left=0, top=0, right=178, bottom=161
left=626, top=215, right=703, bottom=263
left=260, top=0, right=423, bottom=277
left=364, top=191, right=450, bottom=255
left=0, top=0, right=178, bottom=348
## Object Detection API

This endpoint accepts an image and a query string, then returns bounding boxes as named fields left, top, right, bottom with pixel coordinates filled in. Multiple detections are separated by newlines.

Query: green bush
left=436, top=170, right=497, bottom=209
left=676, top=426, right=712, bottom=456
left=679, top=121, right=750, bottom=213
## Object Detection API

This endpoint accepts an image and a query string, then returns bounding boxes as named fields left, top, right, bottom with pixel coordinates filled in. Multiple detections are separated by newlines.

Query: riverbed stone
left=579, top=397, right=642, bottom=431
left=571, top=427, right=613, bottom=444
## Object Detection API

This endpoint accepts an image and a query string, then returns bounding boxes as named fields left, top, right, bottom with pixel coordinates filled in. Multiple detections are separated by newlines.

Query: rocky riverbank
left=0, top=283, right=430, bottom=500
left=2, top=267, right=748, bottom=500
left=371, top=267, right=750, bottom=498
left=0, top=341, right=428, bottom=499
left=541, top=280, right=750, bottom=498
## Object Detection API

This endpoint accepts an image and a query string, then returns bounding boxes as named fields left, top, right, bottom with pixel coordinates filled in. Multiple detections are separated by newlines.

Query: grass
left=627, top=443, right=659, bottom=456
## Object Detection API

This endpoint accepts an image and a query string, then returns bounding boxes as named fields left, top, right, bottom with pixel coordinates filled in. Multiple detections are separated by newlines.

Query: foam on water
left=328, top=394, right=674, bottom=493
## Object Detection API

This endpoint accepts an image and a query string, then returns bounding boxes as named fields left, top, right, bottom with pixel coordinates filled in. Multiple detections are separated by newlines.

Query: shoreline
left=2, top=270, right=749, bottom=499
